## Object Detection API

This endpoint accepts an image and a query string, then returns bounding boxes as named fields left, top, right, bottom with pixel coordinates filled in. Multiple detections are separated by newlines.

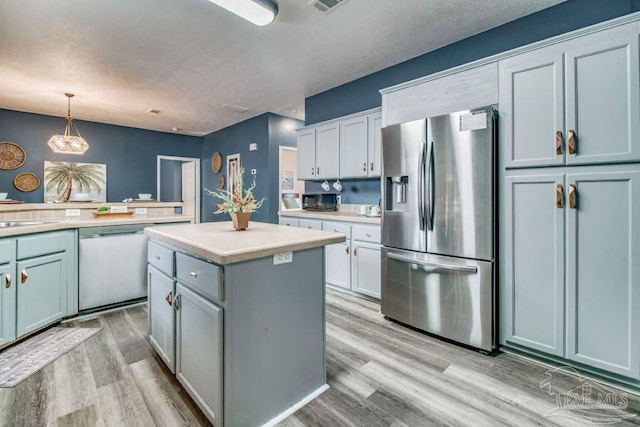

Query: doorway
left=278, top=147, right=305, bottom=211
left=157, top=155, right=201, bottom=223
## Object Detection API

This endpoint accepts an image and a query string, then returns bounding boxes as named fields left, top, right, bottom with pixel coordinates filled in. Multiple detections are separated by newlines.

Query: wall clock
left=14, top=172, right=40, bottom=192
left=0, top=142, right=26, bottom=170
left=211, top=152, right=222, bottom=172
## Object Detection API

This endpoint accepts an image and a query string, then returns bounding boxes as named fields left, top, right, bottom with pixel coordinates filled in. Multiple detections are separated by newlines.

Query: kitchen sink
left=0, top=221, right=48, bottom=228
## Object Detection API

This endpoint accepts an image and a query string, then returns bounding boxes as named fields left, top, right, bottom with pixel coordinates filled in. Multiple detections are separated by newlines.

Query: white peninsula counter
left=144, top=221, right=345, bottom=426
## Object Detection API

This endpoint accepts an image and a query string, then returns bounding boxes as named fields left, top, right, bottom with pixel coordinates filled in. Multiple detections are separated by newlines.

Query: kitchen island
left=145, top=221, right=345, bottom=427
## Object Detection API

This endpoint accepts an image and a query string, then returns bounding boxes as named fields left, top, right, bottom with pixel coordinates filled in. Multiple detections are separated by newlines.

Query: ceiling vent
left=221, top=104, right=250, bottom=115
left=309, top=0, right=348, bottom=14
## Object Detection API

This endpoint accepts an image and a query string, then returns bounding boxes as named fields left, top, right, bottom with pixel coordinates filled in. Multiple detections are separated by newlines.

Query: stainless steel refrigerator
left=381, top=106, right=497, bottom=352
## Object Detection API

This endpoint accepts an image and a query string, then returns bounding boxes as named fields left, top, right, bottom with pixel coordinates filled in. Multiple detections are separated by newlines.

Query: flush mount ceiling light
left=47, top=93, right=89, bottom=155
left=208, top=0, right=278, bottom=26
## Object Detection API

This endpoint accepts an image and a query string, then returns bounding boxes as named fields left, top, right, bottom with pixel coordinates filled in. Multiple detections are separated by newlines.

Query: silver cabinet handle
left=345, top=246, right=349, bottom=255
left=317, top=167, right=320, bottom=175
left=4, top=273, right=10, bottom=289
left=189, top=271, right=198, bottom=277
left=354, top=248, right=357, bottom=256
left=21, top=269, right=28, bottom=284
left=370, top=162, right=374, bottom=171
left=362, top=162, right=367, bottom=171
left=387, top=253, right=477, bottom=273
left=173, top=294, right=180, bottom=310
left=154, top=255, right=160, bottom=260
left=165, top=291, right=173, bottom=306
left=311, top=167, right=315, bottom=175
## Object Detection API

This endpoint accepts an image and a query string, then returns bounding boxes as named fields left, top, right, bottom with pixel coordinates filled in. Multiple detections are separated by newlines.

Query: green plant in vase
left=205, top=167, right=265, bottom=230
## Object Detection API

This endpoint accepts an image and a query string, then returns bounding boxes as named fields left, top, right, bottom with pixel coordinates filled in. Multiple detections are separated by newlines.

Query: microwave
left=302, top=193, right=338, bottom=212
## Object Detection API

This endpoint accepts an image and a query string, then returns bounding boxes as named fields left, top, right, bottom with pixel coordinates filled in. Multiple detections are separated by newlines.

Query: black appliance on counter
left=302, top=193, right=338, bottom=211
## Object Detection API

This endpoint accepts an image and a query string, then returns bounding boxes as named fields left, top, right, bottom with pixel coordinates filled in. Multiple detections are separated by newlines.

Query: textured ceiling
left=0, top=0, right=564, bottom=136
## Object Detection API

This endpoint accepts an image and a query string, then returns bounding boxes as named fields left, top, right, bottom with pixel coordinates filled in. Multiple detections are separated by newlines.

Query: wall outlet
left=135, top=208, right=148, bottom=215
left=336, top=195, right=342, bottom=206
left=110, top=206, right=128, bottom=213
left=65, top=209, right=81, bottom=217
left=249, top=143, right=257, bottom=151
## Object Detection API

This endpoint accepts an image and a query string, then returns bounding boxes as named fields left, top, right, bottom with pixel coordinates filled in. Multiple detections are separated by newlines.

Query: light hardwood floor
left=0, top=289, right=638, bottom=426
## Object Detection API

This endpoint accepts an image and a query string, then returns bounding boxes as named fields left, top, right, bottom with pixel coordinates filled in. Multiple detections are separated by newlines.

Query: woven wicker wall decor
left=14, top=172, right=40, bottom=192
left=0, top=142, right=26, bottom=170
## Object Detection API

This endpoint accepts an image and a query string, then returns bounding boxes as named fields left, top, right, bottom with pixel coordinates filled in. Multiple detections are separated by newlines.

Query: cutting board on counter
left=90, top=211, right=135, bottom=218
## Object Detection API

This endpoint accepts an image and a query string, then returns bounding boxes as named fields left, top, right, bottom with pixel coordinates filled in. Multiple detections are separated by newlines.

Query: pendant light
left=47, top=93, right=89, bottom=155
left=208, top=0, right=278, bottom=26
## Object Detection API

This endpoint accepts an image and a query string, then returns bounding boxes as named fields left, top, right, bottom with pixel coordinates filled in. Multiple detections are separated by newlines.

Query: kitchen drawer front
left=322, top=221, right=351, bottom=239
left=17, top=231, right=69, bottom=260
left=148, top=240, right=175, bottom=276
left=279, top=217, right=299, bottom=227
left=0, top=239, right=15, bottom=264
left=176, top=252, right=224, bottom=302
left=352, top=225, right=381, bottom=243
left=298, top=219, right=322, bottom=230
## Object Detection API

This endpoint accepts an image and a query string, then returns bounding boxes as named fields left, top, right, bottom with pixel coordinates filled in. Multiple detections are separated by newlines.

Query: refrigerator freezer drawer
left=381, top=247, right=495, bottom=352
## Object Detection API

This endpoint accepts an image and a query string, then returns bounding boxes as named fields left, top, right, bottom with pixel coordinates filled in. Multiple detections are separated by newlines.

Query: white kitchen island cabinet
left=145, top=221, right=344, bottom=427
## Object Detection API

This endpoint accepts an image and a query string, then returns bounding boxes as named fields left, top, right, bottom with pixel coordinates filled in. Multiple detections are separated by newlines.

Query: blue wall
left=303, top=0, right=640, bottom=203
left=0, top=109, right=202, bottom=203
left=201, top=113, right=302, bottom=223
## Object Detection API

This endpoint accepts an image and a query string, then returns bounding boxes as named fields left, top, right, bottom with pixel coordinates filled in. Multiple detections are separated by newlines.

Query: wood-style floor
left=0, top=289, right=638, bottom=426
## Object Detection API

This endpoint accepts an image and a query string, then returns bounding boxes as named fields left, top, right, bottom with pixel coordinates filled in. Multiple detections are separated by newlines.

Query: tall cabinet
left=500, top=22, right=640, bottom=380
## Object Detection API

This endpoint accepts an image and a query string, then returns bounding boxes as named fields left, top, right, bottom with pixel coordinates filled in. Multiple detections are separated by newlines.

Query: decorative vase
left=230, top=212, right=252, bottom=230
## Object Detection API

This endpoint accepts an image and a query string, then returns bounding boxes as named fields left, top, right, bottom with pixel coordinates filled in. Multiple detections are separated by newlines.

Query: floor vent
left=309, top=0, right=348, bottom=14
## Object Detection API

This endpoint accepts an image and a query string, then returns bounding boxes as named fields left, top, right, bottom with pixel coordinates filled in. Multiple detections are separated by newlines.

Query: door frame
left=157, top=155, right=201, bottom=223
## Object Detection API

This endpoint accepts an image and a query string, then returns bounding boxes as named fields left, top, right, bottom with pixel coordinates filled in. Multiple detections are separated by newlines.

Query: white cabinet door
left=499, top=45, right=565, bottom=169
left=565, top=31, right=640, bottom=165
left=368, top=111, right=383, bottom=177
left=325, top=241, right=351, bottom=290
left=351, top=241, right=381, bottom=298
left=339, top=116, right=369, bottom=178
left=298, top=219, right=322, bottom=230
left=297, top=128, right=316, bottom=180
left=148, top=266, right=176, bottom=373
left=315, top=123, right=340, bottom=179
left=175, top=283, right=223, bottom=425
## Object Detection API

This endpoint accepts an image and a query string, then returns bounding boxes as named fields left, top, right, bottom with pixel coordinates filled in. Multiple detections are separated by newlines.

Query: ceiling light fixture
left=208, top=0, right=278, bottom=26
left=47, top=93, right=89, bottom=155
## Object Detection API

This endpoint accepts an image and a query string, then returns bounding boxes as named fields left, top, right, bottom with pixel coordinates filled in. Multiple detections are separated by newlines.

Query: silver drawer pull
left=154, top=255, right=160, bottom=260
left=334, top=229, right=338, bottom=232
left=189, top=271, right=198, bottom=277
left=366, top=233, right=371, bottom=237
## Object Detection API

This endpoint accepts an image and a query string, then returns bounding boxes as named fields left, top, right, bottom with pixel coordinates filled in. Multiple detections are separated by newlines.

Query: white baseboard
left=261, top=383, right=329, bottom=427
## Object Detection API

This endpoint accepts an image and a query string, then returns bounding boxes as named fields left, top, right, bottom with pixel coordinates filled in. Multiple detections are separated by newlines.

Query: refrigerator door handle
left=426, top=140, right=435, bottom=231
left=387, top=253, right=478, bottom=273
left=418, top=141, right=426, bottom=231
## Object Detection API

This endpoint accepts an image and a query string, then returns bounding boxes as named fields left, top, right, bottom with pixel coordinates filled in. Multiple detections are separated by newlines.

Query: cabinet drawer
left=322, top=221, right=351, bottom=239
left=17, top=231, right=68, bottom=260
left=298, top=219, right=322, bottom=230
left=352, top=225, right=381, bottom=243
left=0, top=239, right=14, bottom=264
left=176, top=252, right=224, bottom=302
left=279, top=217, right=299, bottom=227
left=148, top=240, right=175, bottom=277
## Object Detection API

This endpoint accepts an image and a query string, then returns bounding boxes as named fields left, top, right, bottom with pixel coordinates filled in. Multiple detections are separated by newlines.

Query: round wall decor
left=13, top=172, right=40, bottom=192
left=211, top=152, right=222, bottom=172
left=0, top=142, right=26, bottom=170
left=216, top=174, right=225, bottom=189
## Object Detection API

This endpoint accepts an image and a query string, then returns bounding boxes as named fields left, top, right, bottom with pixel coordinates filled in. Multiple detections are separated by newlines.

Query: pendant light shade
left=47, top=93, right=89, bottom=155
left=208, top=0, right=277, bottom=26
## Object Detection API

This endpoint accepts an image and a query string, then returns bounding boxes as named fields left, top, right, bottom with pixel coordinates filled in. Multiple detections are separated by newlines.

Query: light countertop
left=145, top=221, right=346, bottom=265
left=278, top=210, right=381, bottom=225
left=0, top=215, right=192, bottom=238
left=0, top=201, right=182, bottom=211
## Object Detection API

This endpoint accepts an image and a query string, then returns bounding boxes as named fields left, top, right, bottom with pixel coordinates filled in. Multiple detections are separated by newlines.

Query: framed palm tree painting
left=44, top=161, right=107, bottom=202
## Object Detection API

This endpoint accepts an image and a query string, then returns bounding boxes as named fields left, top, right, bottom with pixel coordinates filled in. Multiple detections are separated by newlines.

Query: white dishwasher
left=79, top=224, right=149, bottom=312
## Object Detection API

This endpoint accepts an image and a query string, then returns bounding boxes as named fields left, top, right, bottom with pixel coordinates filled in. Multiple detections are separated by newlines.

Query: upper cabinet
left=297, top=108, right=382, bottom=180
left=500, top=23, right=640, bottom=168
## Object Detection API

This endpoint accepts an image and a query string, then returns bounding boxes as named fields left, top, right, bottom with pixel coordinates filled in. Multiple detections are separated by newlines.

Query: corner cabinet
left=0, top=230, right=76, bottom=349
left=500, top=23, right=640, bottom=169
left=297, top=108, right=382, bottom=180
